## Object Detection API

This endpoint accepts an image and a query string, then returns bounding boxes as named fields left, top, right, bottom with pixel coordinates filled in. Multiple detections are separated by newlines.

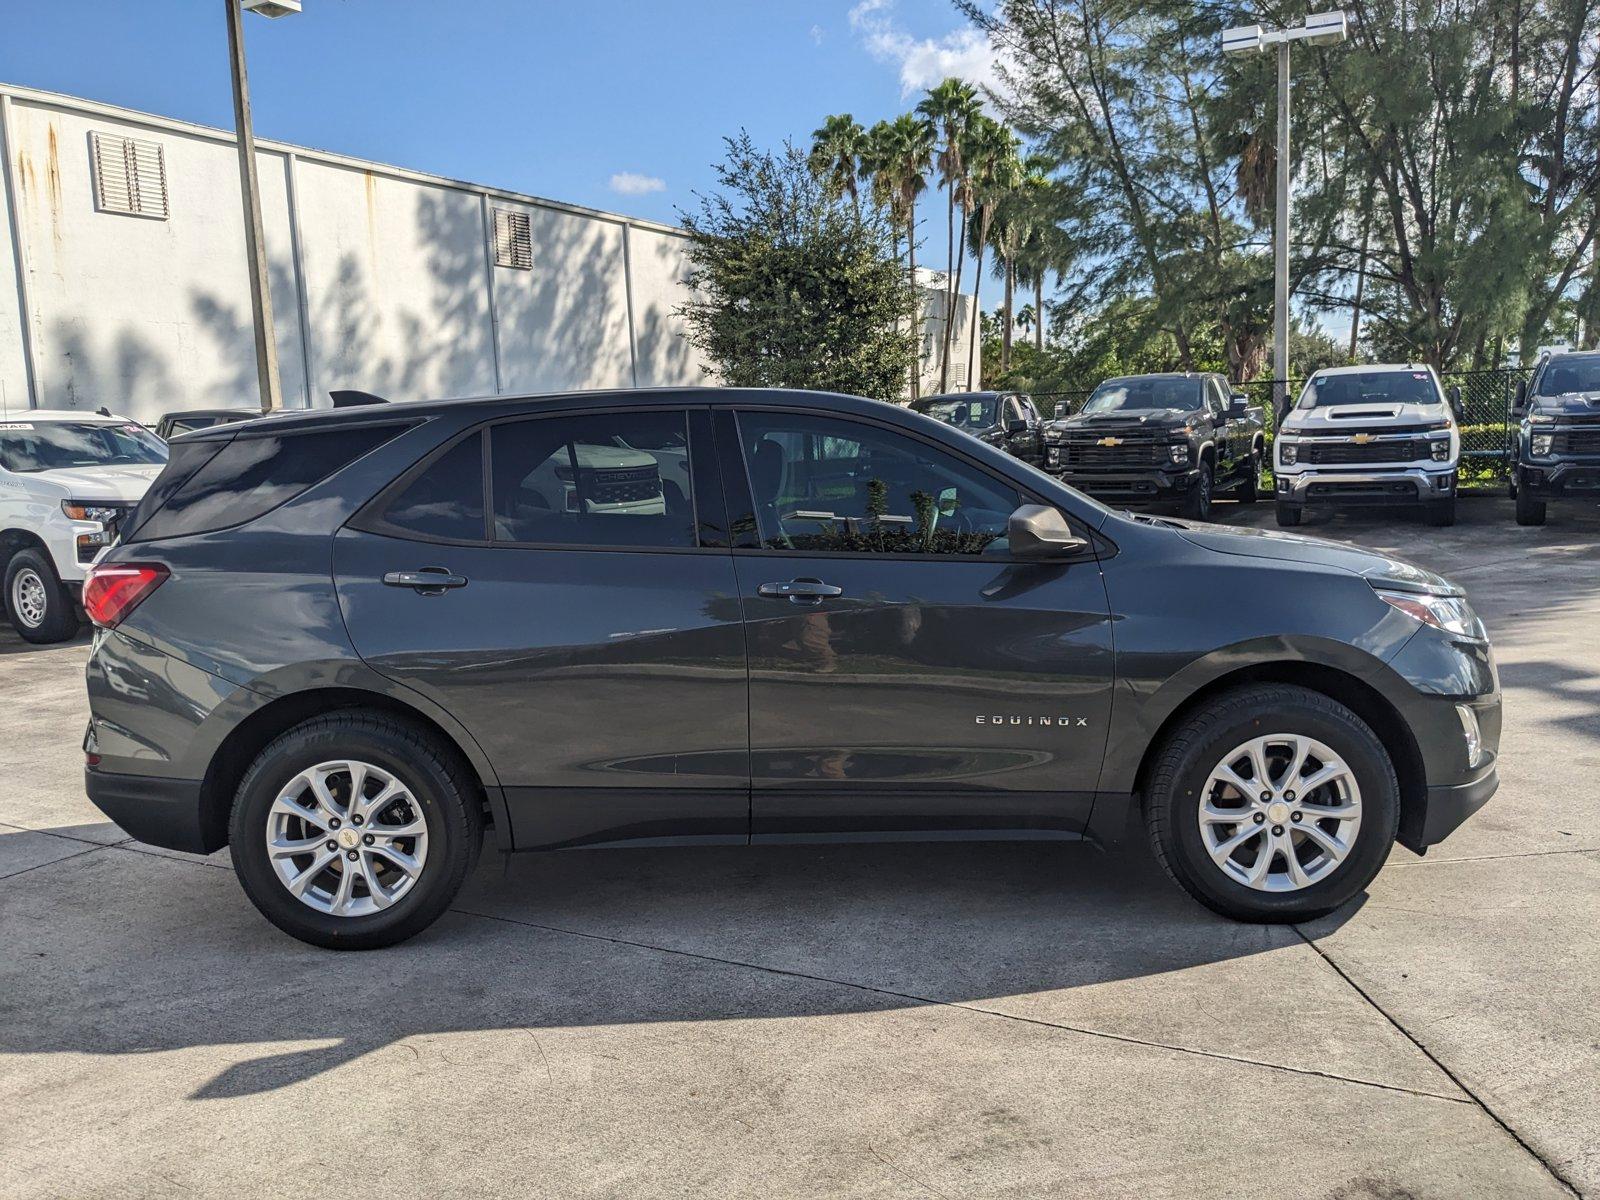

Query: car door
left=721, top=405, right=1114, bottom=841
left=334, top=406, right=750, bottom=850
left=1205, top=377, right=1239, bottom=481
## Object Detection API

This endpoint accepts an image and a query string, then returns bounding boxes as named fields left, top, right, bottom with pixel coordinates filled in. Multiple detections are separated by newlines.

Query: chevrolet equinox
left=81, top=389, right=1501, bottom=948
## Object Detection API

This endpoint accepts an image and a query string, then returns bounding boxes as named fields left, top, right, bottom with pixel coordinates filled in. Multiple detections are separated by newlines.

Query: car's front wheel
left=1181, top=460, right=1214, bottom=520
left=1515, top=488, right=1546, bottom=526
left=229, top=712, right=483, bottom=949
left=1144, top=684, right=1399, bottom=923
left=5, top=549, right=81, bottom=644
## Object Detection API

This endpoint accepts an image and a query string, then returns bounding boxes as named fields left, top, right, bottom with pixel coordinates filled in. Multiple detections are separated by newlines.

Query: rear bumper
left=1517, top=460, right=1600, bottom=499
left=84, top=766, right=215, bottom=853
left=1276, top=466, right=1456, bottom=507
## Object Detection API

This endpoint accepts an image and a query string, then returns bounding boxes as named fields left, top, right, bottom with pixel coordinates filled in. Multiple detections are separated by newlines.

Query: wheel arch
left=0, top=527, right=51, bottom=578
left=1130, top=660, right=1425, bottom=840
left=197, top=684, right=510, bottom=853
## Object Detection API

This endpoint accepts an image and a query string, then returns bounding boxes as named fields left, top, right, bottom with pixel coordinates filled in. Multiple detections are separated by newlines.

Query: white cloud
left=848, top=0, right=1004, bottom=99
left=809, top=23, right=826, bottom=45
left=608, top=172, right=666, bottom=196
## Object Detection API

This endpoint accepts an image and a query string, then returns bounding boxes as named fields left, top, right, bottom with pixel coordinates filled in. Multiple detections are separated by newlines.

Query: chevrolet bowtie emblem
left=1351, top=433, right=1375, bottom=444
left=1097, top=436, right=1123, bottom=447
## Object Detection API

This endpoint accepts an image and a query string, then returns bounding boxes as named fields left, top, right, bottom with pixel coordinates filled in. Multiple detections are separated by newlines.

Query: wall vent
left=492, top=208, right=533, bottom=270
left=90, top=132, right=169, bottom=220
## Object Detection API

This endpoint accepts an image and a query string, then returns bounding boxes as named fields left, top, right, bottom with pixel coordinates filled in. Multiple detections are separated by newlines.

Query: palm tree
left=962, top=118, right=1021, bottom=389
left=986, top=159, right=1048, bottom=371
left=863, top=115, right=933, bottom=398
left=916, top=79, right=981, bottom=392
left=808, top=114, right=868, bottom=211
left=1016, top=303, right=1036, bottom=338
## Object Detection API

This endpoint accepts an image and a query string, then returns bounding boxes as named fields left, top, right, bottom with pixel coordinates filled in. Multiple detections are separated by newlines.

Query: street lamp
left=227, top=0, right=300, bottom=413
left=1223, top=10, right=1348, bottom=416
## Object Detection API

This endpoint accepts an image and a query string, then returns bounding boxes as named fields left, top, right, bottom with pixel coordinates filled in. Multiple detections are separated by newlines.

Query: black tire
left=1424, top=496, right=1456, bottom=527
left=1144, top=684, right=1400, bottom=923
left=5, top=548, right=81, bottom=644
left=229, top=711, right=484, bottom=949
left=1275, top=502, right=1302, bottom=527
left=1181, top=460, right=1214, bottom=520
left=1514, top=489, right=1546, bottom=526
left=1235, top=449, right=1261, bottom=503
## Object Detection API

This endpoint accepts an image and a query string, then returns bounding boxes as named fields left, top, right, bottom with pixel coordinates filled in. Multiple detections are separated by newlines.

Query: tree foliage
left=676, top=133, right=917, bottom=400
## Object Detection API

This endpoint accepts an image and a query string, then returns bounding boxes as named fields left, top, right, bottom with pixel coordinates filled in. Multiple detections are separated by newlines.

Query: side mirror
left=1006, top=418, right=1029, bottom=434
left=1226, top=396, right=1250, bottom=419
left=1007, top=504, right=1087, bottom=559
left=1447, top=384, right=1464, bottom=420
left=1511, top=379, right=1527, bottom=418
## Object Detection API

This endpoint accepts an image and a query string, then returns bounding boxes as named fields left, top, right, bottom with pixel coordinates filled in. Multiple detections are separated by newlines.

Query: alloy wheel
left=1196, top=733, right=1361, bottom=892
left=265, top=760, right=429, bottom=917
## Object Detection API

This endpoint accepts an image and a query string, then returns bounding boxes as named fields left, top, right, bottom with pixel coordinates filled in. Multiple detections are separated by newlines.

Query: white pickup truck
left=1273, top=364, right=1464, bottom=528
left=0, top=410, right=168, bottom=642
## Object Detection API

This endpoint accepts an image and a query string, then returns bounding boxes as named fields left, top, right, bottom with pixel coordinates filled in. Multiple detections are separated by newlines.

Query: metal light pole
left=1223, top=11, right=1348, bottom=417
left=226, top=0, right=300, bottom=413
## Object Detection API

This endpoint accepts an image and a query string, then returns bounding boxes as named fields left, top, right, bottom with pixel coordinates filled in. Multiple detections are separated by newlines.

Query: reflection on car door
left=335, top=407, right=750, bottom=850
left=723, top=407, right=1114, bottom=840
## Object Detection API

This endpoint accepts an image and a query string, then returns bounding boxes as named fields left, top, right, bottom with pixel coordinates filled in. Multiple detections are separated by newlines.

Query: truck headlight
left=1430, top=438, right=1450, bottom=462
left=1278, top=441, right=1298, bottom=466
left=1374, top=588, right=1485, bottom=640
left=1169, top=443, right=1189, bottom=465
left=1531, top=433, right=1553, bottom=457
left=62, top=501, right=122, bottom=524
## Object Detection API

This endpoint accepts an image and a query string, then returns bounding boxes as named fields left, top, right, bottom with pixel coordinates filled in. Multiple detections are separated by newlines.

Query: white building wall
left=0, top=83, right=711, bottom=423
left=0, top=98, right=30, bottom=414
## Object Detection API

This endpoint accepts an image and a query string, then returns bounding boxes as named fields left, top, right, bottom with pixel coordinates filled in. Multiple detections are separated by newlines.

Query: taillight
left=82, top=563, right=169, bottom=628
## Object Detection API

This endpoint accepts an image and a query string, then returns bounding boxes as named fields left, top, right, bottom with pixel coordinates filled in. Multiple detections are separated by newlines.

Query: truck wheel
left=1275, top=502, right=1302, bottom=527
left=1181, top=461, right=1214, bottom=520
left=1514, top=489, right=1546, bottom=526
left=1144, top=684, right=1399, bottom=923
left=5, top=549, right=81, bottom=644
left=229, top=711, right=484, bottom=949
left=1424, top=496, right=1456, bottom=527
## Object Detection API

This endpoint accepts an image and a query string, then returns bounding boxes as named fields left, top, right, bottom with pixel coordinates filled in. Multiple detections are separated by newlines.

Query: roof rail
left=328, top=390, right=389, bottom=408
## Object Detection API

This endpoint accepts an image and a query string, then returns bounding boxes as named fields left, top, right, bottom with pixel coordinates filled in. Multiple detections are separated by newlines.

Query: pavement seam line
left=450, top=905, right=1470, bottom=1106
left=0, top=843, right=105, bottom=882
left=1292, top=927, right=1581, bottom=1197
left=1388, top=846, right=1600, bottom=868
left=0, top=822, right=135, bottom=850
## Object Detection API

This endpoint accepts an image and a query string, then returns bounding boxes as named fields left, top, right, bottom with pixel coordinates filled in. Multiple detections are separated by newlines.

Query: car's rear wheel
left=1235, top=449, right=1261, bottom=503
left=229, top=712, right=483, bottom=949
left=1515, top=489, right=1546, bottom=526
left=1144, top=684, right=1399, bottom=923
left=5, top=549, right=81, bottom=644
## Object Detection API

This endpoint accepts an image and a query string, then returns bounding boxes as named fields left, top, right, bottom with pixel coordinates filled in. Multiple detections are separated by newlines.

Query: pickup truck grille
left=1050, top=440, right=1167, bottom=467
left=586, top=466, right=661, bottom=505
left=1302, top=439, right=1429, bottom=465
left=1555, top=429, right=1600, bottom=455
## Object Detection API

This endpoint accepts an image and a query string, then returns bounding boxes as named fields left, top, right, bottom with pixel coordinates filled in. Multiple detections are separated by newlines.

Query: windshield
left=1082, top=378, right=1202, bottom=414
left=1534, top=355, right=1600, bottom=396
left=0, top=421, right=168, bottom=473
left=1299, top=371, right=1442, bottom=409
left=915, top=396, right=998, bottom=430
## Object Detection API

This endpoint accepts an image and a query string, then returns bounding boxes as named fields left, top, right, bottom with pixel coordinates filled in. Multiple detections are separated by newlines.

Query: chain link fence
left=1030, top=368, right=1529, bottom=491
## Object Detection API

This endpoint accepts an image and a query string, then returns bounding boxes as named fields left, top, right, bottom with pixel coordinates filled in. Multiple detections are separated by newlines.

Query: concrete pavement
left=1, top=494, right=1596, bottom=1198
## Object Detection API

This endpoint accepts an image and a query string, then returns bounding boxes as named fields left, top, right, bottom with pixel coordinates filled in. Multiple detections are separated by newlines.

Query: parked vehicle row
left=78, top=386, right=1500, bottom=948
left=1509, top=350, right=1600, bottom=526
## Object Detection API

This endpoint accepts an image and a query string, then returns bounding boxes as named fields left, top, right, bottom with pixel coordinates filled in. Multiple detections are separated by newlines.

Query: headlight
left=1044, top=427, right=1064, bottom=443
left=1375, top=588, right=1486, bottom=640
left=1430, top=438, right=1451, bottom=462
left=1278, top=440, right=1298, bottom=466
left=1169, top=443, right=1190, bottom=465
left=1531, top=433, right=1553, bottom=457
left=62, top=501, right=122, bottom=524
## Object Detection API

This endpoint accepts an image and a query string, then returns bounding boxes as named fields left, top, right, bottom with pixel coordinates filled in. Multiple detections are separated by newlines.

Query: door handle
left=383, top=567, right=468, bottom=594
left=758, top=578, right=843, bottom=604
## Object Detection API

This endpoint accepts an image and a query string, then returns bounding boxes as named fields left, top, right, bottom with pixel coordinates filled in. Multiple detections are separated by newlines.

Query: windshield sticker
left=0, top=423, right=33, bottom=430
left=1413, top=373, right=1428, bottom=379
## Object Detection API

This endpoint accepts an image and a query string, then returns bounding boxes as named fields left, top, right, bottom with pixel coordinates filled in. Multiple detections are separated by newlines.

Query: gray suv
left=82, top=389, right=1501, bottom=948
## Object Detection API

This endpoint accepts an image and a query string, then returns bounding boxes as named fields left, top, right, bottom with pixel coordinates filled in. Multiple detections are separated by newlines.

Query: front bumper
left=1516, top=459, right=1600, bottom=499
left=1275, top=466, right=1456, bottom=507
left=1047, top=463, right=1199, bottom=504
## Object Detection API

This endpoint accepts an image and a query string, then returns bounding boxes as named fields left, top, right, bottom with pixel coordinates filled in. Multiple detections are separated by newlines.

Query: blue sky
left=0, top=0, right=998, bottom=228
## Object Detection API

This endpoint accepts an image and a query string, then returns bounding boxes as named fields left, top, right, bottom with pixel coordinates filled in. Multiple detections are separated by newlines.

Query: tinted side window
left=737, top=411, right=1023, bottom=556
left=128, top=424, right=407, bottom=542
left=375, top=432, right=486, bottom=541
left=490, top=411, right=695, bottom=548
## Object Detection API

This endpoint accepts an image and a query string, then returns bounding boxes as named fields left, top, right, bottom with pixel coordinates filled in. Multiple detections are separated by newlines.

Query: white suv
left=1274, top=364, right=1463, bottom=528
left=0, top=410, right=168, bottom=642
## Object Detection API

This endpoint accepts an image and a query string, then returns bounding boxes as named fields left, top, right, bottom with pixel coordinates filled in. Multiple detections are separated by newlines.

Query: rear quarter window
left=126, top=424, right=409, bottom=542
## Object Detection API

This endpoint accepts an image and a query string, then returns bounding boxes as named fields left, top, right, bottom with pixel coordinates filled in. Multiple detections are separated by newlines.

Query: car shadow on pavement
left=0, top=829, right=1367, bottom=1100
